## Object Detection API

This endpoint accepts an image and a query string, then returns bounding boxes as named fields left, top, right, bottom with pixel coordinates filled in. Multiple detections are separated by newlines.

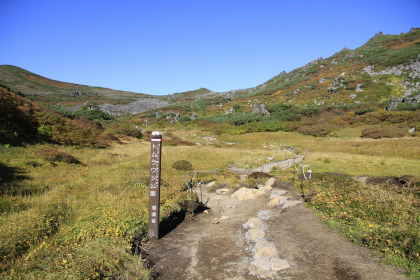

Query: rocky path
left=145, top=179, right=409, bottom=280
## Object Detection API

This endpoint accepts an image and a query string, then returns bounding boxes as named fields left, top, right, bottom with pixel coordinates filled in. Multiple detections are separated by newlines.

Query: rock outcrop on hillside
left=65, top=98, right=170, bottom=115
left=252, top=104, right=270, bottom=115
left=386, top=94, right=420, bottom=110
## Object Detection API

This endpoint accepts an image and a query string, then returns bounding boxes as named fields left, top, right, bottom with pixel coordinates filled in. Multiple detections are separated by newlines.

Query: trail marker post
left=148, top=131, right=162, bottom=239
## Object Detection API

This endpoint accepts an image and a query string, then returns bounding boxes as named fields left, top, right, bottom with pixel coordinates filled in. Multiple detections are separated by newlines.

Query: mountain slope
left=0, top=65, right=149, bottom=106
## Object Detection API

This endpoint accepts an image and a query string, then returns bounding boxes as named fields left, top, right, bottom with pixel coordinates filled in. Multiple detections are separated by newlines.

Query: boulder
left=225, top=107, right=235, bottom=114
left=268, top=196, right=287, bottom=207
left=386, top=98, right=403, bottom=111
left=231, top=187, right=265, bottom=200
left=258, top=185, right=272, bottom=192
left=265, top=178, right=277, bottom=188
left=252, top=104, right=270, bottom=116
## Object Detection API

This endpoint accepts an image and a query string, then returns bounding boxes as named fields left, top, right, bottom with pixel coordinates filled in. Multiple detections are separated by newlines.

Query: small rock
left=258, top=210, right=271, bottom=221
left=203, top=210, right=209, bottom=214
left=268, top=196, right=287, bottom=207
left=409, top=127, right=416, bottom=133
left=251, top=257, right=271, bottom=271
left=243, top=218, right=261, bottom=229
left=211, top=218, right=220, bottom=224
left=216, top=188, right=231, bottom=195
left=265, top=178, right=277, bottom=188
left=220, top=216, right=230, bottom=221
left=270, top=257, right=290, bottom=271
left=282, top=200, right=303, bottom=209
left=248, top=228, right=265, bottom=240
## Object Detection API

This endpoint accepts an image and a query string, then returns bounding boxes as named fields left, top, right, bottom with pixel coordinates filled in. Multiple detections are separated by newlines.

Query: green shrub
left=395, top=102, right=420, bottom=111
left=354, top=107, right=376, bottom=115
left=74, top=109, right=115, bottom=121
left=37, top=124, right=52, bottom=141
left=361, top=126, right=406, bottom=139
left=172, top=160, right=193, bottom=171
left=178, top=116, right=192, bottom=122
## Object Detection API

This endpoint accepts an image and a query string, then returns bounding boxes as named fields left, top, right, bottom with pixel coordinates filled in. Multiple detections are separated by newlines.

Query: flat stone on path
left=255, top=240, right=277, bottom=257
left=250, top=257, right=271, bottom=271
left=248, top=228, right=265, bottom=240
left=243, top=217, right=261, bottom=229
left=231, top=187, right=264, bottom=200
left=258, top=210, right=271, bottom=221
left=270, top=257, right=290, bottom=271
left=282, top=200, right=303, bottom=209
left=270, top=189, right=287, bottom=199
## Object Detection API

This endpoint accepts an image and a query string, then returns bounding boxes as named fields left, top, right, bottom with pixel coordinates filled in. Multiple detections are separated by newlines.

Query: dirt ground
left=145, top=181, right=409, bottom=280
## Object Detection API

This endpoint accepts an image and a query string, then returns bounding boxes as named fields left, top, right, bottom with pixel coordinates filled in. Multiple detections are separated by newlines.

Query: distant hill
left=0, top=65, right=150, bottom=106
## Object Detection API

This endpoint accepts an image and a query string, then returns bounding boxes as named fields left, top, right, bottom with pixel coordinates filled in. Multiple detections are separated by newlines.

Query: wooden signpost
left=148, top=131, right=162, bottom=239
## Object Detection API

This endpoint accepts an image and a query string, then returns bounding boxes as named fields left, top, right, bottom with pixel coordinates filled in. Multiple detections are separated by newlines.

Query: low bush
left=36, top=147, right=83, bottom=165
left=395, top=102, right=420, bottom=111
left=74, top=109, right=115, bottom=121
left=172, top=160, right=193, bottom=171
left=361, top=126, right=406, bottom=139
left=297, top=124, right=337, bottom=137
left=354, top=107, right=376, bottom=115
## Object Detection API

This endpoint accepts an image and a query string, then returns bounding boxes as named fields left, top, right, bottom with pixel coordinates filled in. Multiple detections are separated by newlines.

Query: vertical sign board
left=148, top=131, right=162, bottom=239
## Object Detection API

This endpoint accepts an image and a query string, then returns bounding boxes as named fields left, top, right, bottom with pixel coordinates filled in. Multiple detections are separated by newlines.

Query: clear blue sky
left=1, top=0, right=419, bottom=95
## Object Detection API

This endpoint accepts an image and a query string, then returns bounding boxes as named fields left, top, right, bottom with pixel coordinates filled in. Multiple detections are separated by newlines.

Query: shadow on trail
left=159, top=201, right=210, bottom=239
